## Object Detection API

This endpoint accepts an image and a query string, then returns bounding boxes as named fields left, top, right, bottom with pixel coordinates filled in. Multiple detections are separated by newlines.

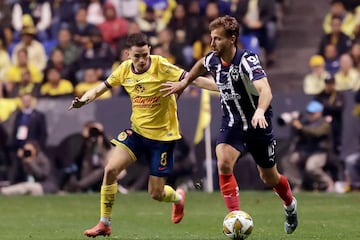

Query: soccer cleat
left=84, top=221, right=112, bottom=238
left=172, top=188, right=185, bottom=224
left=284, top=197, right=298, bottom=234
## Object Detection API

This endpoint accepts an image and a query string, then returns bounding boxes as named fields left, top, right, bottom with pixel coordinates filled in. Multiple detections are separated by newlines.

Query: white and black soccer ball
left=222, top=210, right=254, bottom=240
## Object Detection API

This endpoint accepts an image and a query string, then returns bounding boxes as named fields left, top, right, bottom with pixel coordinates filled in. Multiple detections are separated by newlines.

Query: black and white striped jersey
left=203, top=48, right=273, bottom=131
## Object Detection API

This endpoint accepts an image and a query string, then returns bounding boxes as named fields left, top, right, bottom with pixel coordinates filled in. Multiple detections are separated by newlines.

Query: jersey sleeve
left=241, top=51, right=267, bottom=81
left=203, top=52, right=215, bottom=71
left=158, top=56, right=186, bottom=82
left=105, top=60, right=129, bottom=87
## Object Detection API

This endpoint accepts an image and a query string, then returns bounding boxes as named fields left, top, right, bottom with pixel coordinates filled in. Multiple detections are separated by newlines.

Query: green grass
left=0, top=191, right=360, bottom=239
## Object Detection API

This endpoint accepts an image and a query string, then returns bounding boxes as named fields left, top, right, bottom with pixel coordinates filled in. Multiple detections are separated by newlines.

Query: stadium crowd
left=1, top=0, right=360, bottom=195
left=297, top=0, right=360, bottom=192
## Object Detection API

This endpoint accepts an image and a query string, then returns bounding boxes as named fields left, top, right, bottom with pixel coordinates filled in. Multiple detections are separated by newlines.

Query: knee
left=260, top=173, right=280, bottom=187
left=217, top=159, right=234, bottom=174
left=104, top=165, right=119, bottom=182
left=149, top=189, right=163, bottom=201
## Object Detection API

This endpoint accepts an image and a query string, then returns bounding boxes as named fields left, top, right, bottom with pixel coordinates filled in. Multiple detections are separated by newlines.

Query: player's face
left=129, top=45, right=151, bottom=72
left=210, top=27, right=235, bottom=57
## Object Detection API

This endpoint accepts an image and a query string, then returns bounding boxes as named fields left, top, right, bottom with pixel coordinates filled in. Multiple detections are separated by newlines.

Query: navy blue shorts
left=216, top=126, right=276, bottom=168
left=111, top=129, right=176, bottom=177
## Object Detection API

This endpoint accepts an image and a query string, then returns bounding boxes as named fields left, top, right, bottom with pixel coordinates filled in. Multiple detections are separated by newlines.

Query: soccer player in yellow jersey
left=69, top=33, right=187, bottom=237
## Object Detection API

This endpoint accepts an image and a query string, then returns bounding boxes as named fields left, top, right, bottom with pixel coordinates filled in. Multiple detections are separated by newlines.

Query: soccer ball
left=222, top=210, right=254, bottom=240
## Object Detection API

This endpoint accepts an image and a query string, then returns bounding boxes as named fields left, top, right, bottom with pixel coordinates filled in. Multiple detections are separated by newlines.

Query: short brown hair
left=126, top=33, right=150, bottom=48
left=209, top=15, right=240, bottom=44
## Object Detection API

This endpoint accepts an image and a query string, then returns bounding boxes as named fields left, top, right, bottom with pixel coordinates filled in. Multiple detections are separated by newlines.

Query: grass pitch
left=0, top=191, right=359, bottom=240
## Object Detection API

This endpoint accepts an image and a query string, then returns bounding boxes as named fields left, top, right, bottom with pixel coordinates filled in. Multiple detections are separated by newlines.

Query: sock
left=162, top=185, right=181, bottom=203
left=285, top=199, right=296, bottom=211
left=219, top=173, right=240, bottom=211
left=273, top=175, right=293, bottom=206
left=100, top=183, right=118, bottom=225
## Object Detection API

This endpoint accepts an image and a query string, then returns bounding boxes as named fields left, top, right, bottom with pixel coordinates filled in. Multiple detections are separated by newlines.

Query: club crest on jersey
left=230, top=67, right=240, bottom=81
left=135, top=84, right=145, bottom=93
left=117, top=131, right=128, bottom=141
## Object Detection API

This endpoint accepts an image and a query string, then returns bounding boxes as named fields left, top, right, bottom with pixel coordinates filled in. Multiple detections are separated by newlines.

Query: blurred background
left=1, top=0, right=360, bottom=196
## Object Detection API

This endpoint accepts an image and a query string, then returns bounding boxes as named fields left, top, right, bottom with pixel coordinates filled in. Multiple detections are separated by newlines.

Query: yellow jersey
left=0, top=98, right=19, bottom=122
left=4, top=64, right=43, bottom=83
left=106, top=55, right=186, bottom=141
left=40, top=79, right=74, bottom=96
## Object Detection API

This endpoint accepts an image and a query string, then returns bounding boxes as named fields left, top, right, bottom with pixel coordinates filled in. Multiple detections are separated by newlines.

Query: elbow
left=192, top=79, right=200, bottom=88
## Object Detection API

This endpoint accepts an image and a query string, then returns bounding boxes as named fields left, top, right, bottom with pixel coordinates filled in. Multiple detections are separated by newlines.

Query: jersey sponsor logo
left=218, top=82, right=233, bottom=91
left=117, top=131, right=128, bottom=141
left=221, top=92, right=241, bottom=100
left=132, top=96, right=160, bottom=108
left=246, top=55, right=260, bottom=65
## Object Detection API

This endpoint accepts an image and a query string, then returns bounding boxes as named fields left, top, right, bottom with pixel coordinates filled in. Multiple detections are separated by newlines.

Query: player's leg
left=248, top=133, right=298, bottom=234
left=84, top=145, right=134, bottom=237
left=252, top=138, right=297, bottom=234
left=147, top=140, right=185, bottom=224
left=257, top=165, right=293, bottom=205
left=216, top=143, right=241, bottom=212
left=260, top=166, right=298, bottom=234
left=247, top=136, right=293, bottom=201
left=148, top=175, right=185, bottom=223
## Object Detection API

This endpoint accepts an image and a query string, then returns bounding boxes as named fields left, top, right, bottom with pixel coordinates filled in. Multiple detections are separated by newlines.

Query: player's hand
left=251, top=108, right=268, bottom=129
left=68, top=97, right=87, bottom=111
left=161, top=81, right=187, bottom=97
left=291, top=119, right=303, bottom=130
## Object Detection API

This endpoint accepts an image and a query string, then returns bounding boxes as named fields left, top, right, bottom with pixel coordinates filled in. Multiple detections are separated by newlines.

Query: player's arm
left=68, top=82, right=109, bottom=110
left=161, top=58, right=207, bottom=96
left=251, top=77, right=273, bottom=128
left=192, top=76, right=219, bottom=92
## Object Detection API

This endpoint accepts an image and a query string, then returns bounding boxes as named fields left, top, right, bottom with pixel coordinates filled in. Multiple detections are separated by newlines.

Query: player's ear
left=127, top=48, right=132, bottom=58
left=231, top=35, right=236, bottom=45
left=124, top=49, right=129, bottom=57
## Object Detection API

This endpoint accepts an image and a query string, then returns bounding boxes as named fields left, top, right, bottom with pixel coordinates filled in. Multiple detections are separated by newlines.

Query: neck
left=221, top=46, right=236, bottom=64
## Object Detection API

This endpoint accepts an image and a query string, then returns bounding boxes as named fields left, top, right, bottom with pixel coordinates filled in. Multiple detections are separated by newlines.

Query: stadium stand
left=1, top=0, right=360, bottom=193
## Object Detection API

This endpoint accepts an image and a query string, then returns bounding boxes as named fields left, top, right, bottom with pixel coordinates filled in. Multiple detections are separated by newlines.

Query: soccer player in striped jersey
left=162, top=15, right=298, bottom=234
left=69, top=33, right=190, bottom=237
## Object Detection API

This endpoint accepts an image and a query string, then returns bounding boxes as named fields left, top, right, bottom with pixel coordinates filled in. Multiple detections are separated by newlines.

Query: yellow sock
left=162, top=185, right=181, bottom=203
left=100, top=183, right=118, bottom=221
